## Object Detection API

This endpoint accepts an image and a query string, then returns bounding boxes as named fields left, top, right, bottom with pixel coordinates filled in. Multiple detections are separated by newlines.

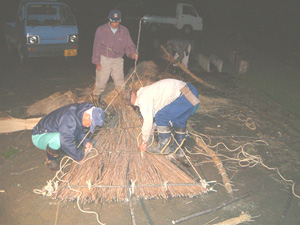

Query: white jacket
left=134, top=79, right=186, bottom=141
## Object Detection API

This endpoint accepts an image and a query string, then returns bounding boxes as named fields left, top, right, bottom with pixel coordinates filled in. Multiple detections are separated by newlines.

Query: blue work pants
left=155, top=83, right=199, bottom=128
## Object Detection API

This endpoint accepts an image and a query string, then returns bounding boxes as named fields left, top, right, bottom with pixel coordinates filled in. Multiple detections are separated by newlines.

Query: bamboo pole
left=172, top=189, right=255, bottom=224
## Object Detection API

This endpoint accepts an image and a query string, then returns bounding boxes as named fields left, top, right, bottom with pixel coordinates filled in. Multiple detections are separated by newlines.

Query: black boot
left=172, top=127, right=187, bottom=158
left=147, top=126, right=172, bottom=154
left=46, top=146, right=60, bottom=171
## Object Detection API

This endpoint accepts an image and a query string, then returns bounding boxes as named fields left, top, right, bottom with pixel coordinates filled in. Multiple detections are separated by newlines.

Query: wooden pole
left=160, top=45, right=216, bottom=90
left=172, top=189, right=256, bottom=224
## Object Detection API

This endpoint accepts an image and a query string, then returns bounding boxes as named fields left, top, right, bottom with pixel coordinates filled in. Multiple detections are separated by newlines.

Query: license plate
left=64, top=49, right=77, bottom=56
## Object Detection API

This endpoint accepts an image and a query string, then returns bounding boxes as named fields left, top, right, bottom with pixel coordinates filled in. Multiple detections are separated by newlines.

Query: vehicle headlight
left=27, top=35, right=39, bottom=44
left=68, top=34, right=78, bottom=43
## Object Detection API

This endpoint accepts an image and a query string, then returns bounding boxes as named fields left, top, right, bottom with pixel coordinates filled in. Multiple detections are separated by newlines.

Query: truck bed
left=143, top=15, right=177, bottom=25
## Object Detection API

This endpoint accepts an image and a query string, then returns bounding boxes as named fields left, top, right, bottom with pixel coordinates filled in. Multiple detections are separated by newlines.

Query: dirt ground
left=1, top=25, right=300, bottom=225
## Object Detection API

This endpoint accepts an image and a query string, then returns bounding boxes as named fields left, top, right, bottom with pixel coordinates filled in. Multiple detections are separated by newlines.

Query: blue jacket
left=32, top=103, right=93, bottom=161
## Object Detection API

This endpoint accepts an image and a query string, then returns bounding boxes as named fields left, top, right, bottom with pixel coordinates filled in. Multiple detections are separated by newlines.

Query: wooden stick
left=55, top=201, right=60, bottom=225
left=126, top=156, right=137, bottom=225
left=172, top=189, right=256, bottom=224
left=275, top=185, right=293, bottom=225
left=62, top=182, right=206, bottom=189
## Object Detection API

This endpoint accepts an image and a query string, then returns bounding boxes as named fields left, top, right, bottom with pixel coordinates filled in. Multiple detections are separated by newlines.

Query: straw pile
left=52, top=62, right=207, bottom=203
left=26, top=90, right=78, bottom=116
left=0, top=89, right=86, bottom=134
left=0, top=116, right=41, bottom=134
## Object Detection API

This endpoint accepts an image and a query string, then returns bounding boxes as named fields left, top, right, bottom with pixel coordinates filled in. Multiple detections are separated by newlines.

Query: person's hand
left=85, top=142, right=93, bottom=155
left=133, top=54, right=138, bottom=62
left=96, top=64, right=101, bottom=71
left=139, top=141, right=147, bottom=152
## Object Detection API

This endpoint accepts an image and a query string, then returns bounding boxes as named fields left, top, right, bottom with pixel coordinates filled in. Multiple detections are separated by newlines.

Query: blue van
left=4, top=0, right=79, bottom=64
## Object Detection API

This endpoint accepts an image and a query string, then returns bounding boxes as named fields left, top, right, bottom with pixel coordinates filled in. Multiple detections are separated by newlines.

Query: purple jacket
left=92, top=22, right=137, bottom=65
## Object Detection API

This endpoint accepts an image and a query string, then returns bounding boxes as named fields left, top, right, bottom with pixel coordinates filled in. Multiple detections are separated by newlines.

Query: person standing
left=32, top=103, right=105, bottom=171
left=124, top=79, right=199, bottom=157
left=92, top=9, right=138, bottom=104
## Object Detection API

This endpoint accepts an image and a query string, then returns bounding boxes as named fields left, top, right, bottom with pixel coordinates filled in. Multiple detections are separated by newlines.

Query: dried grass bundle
left=212, top=212, right=253, bottom=225
left=75, top=86, right=94, bottom=103
left=26, top=90, right=78, bottom=116
left=188, top=124, right=233, bottom=197
left=53, top=71, right=207, bottom=203
left=0, top=116, right=41, bottom=134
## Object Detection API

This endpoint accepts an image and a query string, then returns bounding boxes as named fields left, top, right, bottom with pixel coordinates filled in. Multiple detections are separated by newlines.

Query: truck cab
left=5, top=0, right=79, bottom=64
left=176, top=3, right=203, bottom=33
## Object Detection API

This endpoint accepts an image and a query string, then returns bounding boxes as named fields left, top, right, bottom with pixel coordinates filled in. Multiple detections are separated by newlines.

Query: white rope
left=33, top=149, right=106, bottom=224
left=33, top=180, right=59, bottom=197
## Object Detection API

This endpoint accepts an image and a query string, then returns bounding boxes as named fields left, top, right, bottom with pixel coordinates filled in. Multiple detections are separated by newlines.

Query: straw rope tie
left=130, top=179, right=137, bottom=195
left=164, top=181, right=169, bottom=191
left=86, top=179, right=92, bottom=190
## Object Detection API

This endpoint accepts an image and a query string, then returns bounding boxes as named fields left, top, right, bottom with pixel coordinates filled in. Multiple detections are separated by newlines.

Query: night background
left=0, top=1, right=300, bottom=224
left=1, top=0, right=300, bottom=53
left=1, top=0, right=300, bottom=113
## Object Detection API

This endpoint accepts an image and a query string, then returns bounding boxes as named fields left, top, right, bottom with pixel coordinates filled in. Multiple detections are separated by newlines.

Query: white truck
left=142, top=3, right=203, bottom=34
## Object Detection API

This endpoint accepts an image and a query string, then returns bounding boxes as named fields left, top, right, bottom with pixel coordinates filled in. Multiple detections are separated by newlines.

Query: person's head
left=82, top=107, right=105, bottom=133
left=108, top=9, right=121, bottom=29
left=123, top=89, right=137, bottom=106
left=167, top=42, right=175, bottom=52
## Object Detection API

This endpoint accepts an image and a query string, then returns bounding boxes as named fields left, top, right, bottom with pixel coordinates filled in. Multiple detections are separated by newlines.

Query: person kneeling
left=32, top=103, right=105, bottom=171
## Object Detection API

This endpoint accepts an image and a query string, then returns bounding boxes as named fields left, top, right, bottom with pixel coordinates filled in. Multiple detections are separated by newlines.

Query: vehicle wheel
left=6, top=41, right=12, bottom=54
left=183, top=25, right=193, bottom=35
left=18, top=46, right=28, bottom=65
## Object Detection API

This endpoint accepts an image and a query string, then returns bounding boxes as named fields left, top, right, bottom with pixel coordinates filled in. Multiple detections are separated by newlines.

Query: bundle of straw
left=53, top=93, right=206, bottom=203
left=52, top=64, right=207, bottom=202
left=26, top=90, right=78, bottom=116
left=0, top=116, right=41, bottom=134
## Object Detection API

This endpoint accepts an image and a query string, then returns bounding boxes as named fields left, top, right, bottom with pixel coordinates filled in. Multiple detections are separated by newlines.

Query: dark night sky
left=0, top=0, right=300, bottom=46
